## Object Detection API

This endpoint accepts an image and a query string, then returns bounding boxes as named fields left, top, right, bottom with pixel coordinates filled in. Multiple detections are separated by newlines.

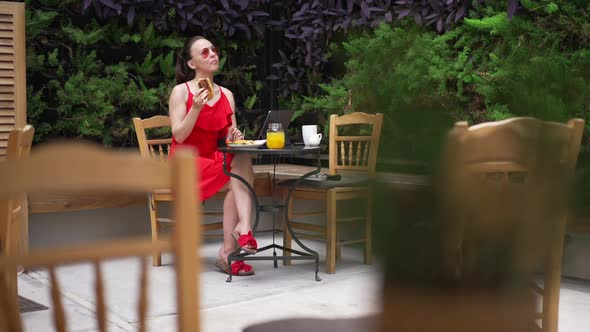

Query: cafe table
left=218, top=144, right=323, bottom=282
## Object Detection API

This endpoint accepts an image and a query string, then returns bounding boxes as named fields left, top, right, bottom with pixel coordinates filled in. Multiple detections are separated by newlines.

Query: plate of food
left=227, top=139, right=266, bottom=148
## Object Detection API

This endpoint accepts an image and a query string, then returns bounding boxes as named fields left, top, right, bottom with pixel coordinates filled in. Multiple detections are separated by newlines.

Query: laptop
left=257, top=110, right=294, bottom=145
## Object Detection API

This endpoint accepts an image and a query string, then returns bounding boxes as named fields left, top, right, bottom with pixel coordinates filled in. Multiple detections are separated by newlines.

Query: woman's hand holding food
left=191, top=87, right=209, bottom=111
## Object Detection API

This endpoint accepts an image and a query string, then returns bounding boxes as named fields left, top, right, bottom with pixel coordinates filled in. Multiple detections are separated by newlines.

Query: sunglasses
left=199, top=46, right=220, bottom=59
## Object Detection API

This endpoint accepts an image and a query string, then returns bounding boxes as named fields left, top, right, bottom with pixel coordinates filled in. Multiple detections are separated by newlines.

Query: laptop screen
left=257, top=110, right=294, bottom=142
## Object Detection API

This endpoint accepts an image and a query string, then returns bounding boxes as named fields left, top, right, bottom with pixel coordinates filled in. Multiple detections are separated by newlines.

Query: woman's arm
left=169, top=84, right=208, bottom=143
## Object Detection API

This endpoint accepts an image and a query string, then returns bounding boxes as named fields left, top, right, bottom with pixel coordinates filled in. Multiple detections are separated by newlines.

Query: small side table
left=218, top=145, right=323, bottom=282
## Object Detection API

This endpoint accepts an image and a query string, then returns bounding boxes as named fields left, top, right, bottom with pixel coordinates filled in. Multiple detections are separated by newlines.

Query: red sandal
left=232, top=231, right=258, bottom=254
left=214, top=257, right=255, bottom=276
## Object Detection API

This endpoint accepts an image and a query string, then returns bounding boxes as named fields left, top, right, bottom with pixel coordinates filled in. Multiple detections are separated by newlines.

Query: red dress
left=169, top=82, right=234, bottom=201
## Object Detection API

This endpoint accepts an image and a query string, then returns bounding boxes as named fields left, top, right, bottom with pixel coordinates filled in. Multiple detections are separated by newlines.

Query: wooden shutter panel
left=0, top=2, right=25, bottom=159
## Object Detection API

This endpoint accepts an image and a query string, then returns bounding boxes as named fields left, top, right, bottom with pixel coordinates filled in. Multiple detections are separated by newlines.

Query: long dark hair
left=175, top=35, right=206, bottom=84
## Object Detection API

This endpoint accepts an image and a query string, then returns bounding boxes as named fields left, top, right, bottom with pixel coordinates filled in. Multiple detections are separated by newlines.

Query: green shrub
left=302, top=1, right=590, bottom=164
left=24, top=1, right=261, bottom=146
left=24, top=1, right=179, bottom=145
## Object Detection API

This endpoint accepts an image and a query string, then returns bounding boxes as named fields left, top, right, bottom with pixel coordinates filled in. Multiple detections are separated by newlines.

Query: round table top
left=218, top=144, right=322, bottom=155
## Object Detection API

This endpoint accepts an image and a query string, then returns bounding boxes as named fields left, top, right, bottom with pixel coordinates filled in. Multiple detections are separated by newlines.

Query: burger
left=197, top=78, right=214, bottom=101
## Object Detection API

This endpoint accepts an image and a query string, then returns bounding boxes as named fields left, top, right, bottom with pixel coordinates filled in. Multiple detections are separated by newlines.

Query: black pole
left=262, top=2, right=281, bottom=111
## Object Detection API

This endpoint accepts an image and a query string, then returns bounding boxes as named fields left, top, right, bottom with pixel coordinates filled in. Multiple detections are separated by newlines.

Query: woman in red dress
left=168, top=36, right=257, bottom=276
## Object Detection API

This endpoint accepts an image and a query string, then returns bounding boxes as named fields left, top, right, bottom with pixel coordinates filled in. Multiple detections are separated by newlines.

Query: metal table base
left=220, top=146, right=323, bottom=282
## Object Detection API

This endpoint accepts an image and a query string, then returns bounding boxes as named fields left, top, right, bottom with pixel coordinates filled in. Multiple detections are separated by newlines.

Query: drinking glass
left=266, top=123, right=285, bottom=149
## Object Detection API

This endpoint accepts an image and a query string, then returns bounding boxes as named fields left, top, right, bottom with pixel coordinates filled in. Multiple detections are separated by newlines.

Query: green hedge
left=300, top=1, right=590, bottom=162
left=25, top=0, right=262, bottom=146
left=24, top=0, right=590, bottom=154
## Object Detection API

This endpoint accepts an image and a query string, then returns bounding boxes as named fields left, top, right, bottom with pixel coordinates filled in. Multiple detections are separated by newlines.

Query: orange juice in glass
left=266, top=123, right=285, bottom=149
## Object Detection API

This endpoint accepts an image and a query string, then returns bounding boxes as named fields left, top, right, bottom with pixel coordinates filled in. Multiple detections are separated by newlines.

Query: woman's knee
left=232, top=154, right=252, bottom=168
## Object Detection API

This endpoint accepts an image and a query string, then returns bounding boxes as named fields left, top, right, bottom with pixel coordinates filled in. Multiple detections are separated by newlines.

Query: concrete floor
left=14, top=234, right=590, bottom=332
left=17, top=235, right=381, bottom=332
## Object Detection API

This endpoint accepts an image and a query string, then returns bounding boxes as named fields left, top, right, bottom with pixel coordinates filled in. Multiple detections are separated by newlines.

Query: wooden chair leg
left=21, top=197, right=29, bottom=255
left=335, top=230, right=342, bottom=261
left=364, top=192, right=373, bottom=265
left=326, top=190, right=337, bottom=274
left=542, top=217, right=567, bottom=332
left=149, top=196, right=161, bottom=266
left=333, top=192, right=340, bottom=260
left=6, top=215, right=18, bottom=257
left=3, top=226, right=20, bottom=314
left=20, top=197, right=29, bottom=273
left=543, top=256, right=562, bottom=332
left=0, top=264, right=23, bottom=332
left=283, top=194, right=293, bottom=266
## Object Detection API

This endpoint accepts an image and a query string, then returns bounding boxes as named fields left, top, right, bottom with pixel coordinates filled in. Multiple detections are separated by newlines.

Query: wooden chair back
left=450, top=117, right=582, bottom=173
left=328, top=112, right=383, bottom=176
left=5, top=125, right=34, bottom=161
left=443, top=117, right=583, bottom=238
left=441, top=117, right=584, bottom=332
left=133, top=115, right=172, bottom=160
left=0, top=142, right=201, bottom=332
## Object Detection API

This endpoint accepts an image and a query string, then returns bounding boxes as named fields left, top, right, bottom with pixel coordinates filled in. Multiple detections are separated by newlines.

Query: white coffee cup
left=308, top=133, right=322, bottom=146
left=302, top=125, right=318, bottom=146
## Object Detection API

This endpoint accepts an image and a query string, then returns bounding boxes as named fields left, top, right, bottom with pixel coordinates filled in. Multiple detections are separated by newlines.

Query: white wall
left=28, top=196, right=302, bottom=249
left=31, top=197, right=589, bottom=280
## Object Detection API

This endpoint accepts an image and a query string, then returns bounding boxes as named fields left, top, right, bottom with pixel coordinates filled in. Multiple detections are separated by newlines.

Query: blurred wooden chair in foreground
left=0, top=142, right=201, bottom=332
left=283, top=112, right=383, bottom=274
left=0, top=125, right=34, bottom=307
left=433, top=117, right=584, bottom=332
left=246, top=117, right=584, bottom=332
left=0, top=125, right=34, bottom=256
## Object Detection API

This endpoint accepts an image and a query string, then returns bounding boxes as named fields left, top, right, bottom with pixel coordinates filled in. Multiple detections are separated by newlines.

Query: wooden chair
left=283, top=112, right=383, bottom=273
left=0, top=142, right=201, bottom=332
left=133, top=115, right=225, bottom=266
left=0, top=125, right=34, bottom=256
left=440, top=117, right=584, bottom=332
left=0, top=125, right=34, bottom=307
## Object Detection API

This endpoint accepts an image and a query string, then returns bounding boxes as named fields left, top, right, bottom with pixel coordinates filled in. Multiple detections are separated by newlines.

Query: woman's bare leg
left=219, top=190, right=239, bottom=261
left=229, top=154, right=254, bottom=234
